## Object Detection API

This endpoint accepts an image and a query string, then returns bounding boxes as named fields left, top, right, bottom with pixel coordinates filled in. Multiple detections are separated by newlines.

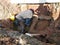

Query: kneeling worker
left=10, top=9, right=38, bottom=34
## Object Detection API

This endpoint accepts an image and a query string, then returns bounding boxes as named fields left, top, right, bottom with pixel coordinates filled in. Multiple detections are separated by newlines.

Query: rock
left=0, top=28, right=56, bottom=45
left=0, top=29, right=8, bottom=37
left=7, top=30, right=21, bottom=38
left=0, top=28, right=21, bottom=38
left=19, top=34, right=43, bottom=45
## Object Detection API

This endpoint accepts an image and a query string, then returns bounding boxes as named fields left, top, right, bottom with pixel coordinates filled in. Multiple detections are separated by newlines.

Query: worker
left=10, top=9, right=38, bottom=34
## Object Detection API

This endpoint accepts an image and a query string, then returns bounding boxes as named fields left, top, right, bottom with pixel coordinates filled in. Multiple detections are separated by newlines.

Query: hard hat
left=10, top=15, right=15, bottom=21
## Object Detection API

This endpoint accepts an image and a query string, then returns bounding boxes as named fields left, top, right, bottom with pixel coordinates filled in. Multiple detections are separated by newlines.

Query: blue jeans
left=13, top=18, right=31, bottom=34
left=25, top=18, right=31, bottom=26
left=20, top=18, right=31, bottom=34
